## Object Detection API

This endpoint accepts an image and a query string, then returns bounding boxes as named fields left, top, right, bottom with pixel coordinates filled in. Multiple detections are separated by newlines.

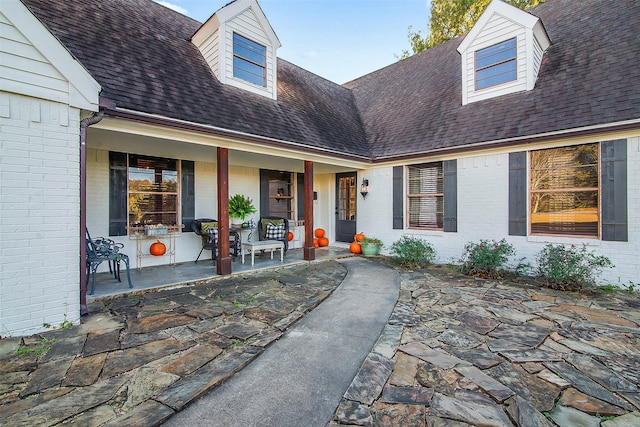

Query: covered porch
left=87, top=245, right=354, bottom=299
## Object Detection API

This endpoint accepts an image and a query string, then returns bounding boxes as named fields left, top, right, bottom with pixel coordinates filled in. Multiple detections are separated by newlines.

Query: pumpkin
left=287, top=231, right=294, bottom=241
left=354, top=232, right=365, bottom=242
left=313, top=238, right=320, bottom=248
left=314, top=228, right=325, bottom=238
left=318, top=237, right=329, bottom=247
left=150, top=240, right=166, bottom=256
left=350, top=241, right=362, bottom=254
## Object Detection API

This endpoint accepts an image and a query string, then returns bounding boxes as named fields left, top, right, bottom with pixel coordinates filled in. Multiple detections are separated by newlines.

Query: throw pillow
left=266, top=223, right=285, bottom=240
left=261, top=218, right=283, bottom=236
left=200, top=221, right=218, bottom=233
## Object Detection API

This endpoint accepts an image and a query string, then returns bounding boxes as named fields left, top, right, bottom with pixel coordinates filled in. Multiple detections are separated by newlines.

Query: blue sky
left=155, top=0, right=432, bottom=84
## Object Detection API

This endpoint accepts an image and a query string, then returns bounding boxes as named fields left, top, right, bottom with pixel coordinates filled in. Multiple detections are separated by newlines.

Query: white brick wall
left=359, top=137, right=640, bottom=287
left=1, top=93, right=81, bottom=337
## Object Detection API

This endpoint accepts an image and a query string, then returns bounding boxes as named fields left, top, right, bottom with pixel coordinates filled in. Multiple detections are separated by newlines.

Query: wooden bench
left=241, top=240, right=285, bottom=266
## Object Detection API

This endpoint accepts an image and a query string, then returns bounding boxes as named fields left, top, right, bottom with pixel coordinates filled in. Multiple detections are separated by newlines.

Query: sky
left=154, top=0, right=432, bottom=84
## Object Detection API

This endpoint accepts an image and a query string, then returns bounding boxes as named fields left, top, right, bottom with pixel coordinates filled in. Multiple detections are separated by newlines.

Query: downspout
left=79, top=109, right=104, bottom=316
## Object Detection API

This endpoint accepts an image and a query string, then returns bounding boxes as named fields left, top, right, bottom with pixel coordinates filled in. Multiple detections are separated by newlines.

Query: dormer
left=457, top=0, right=550, bottom=105
left=192, top=0, right=281, bottom=100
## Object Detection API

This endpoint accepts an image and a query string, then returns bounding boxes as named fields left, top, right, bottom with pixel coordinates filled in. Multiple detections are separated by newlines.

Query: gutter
left=371, top=118, right=640, bottom=163
left=79, top=107, right=106, bottom=316
left=104, top=107, right=373, bottom=163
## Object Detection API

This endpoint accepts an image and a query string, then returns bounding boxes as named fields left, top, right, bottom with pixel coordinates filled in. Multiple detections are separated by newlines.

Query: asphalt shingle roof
left=21, top=0, right=640, bottom=162
left=21, top=0, right=369, bottom=158
left=345, top=0, right=640, bottom=160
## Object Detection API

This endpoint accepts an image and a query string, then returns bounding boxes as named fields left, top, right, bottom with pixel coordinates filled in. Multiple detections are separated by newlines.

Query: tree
left=400, top=0, right=545, bottom=59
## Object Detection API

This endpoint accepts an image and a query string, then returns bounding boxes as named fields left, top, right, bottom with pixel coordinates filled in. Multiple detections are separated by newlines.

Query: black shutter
left=259, top=169, right=270, bottom=216
left=181, top=160, right=195, bottom=232
left=601, top=139, right=627, bottom=241
left=297, top=172, right=305, bottom=220
left=109, top=151, right=127, bottom=236
left=392, top=166, right=404, bottom=229
left=509, top=152, right=527, bottom=236
left=443, top=160, right=457, bottom=232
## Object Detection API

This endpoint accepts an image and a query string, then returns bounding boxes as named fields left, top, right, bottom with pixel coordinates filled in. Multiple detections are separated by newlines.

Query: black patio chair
left=86, top=228, right=133, bottom=295
left=192, top=218, right=240, bottom=263
left=258, top=216, right=289, bottom=253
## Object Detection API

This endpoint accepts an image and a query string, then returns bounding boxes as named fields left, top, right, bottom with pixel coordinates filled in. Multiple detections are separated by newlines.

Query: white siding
left=197, top=29, right=221, bottom=80
left=0, top=11, right=70, bottom=105
left=1, top=93, right=81, bottom=337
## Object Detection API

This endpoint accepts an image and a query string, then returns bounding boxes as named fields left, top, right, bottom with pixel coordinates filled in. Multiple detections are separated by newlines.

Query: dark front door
left=335, top=172, right=357, bottom=242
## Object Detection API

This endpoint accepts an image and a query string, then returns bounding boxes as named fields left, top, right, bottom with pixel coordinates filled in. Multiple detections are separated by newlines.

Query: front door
left=335, top=172, right=357, bottom=242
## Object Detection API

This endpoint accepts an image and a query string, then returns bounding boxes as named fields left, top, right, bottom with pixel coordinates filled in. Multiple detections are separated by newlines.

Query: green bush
left=458, top=238, right=518, bottom=279
left=536, top=243, right=613, bottom=291
left=390, top=236, right=436, bottom=268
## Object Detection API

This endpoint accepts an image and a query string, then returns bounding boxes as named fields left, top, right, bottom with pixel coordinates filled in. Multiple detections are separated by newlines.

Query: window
left=530, top=144, right=599, bottom=237
left=407, top=162, right=444, bottom=229
left=475, top=38, right=517, bottom=90
left=128, top=155, right=179, bottom=229
left=260, top=170, right=294, bottom=220
left=233, top=33, right=266, bottom=87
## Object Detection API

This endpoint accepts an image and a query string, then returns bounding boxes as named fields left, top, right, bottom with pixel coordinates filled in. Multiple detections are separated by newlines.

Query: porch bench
left=241, top=240, right=285, bottom=266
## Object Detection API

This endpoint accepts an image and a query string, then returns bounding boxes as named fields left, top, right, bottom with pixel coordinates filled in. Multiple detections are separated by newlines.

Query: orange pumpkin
left=314, top=228, right=325, bottom=238
left=313, top=238, right=320, bottom=248
left=318, top=237, right=329, bottom=247
left=150, top=240, right=166, bottom=256
left=354, top=233, right=365, bottom=242
left=287, top=231, right=294, bottom=241
left=350, top=241, right=362, bottom=254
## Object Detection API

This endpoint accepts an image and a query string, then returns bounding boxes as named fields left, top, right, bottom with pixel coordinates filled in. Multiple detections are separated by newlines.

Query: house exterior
left=1, top=0, right=638, bottom=337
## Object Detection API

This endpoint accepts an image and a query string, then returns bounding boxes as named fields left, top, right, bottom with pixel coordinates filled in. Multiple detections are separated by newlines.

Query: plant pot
left=360, top=243, right=380, bottom=257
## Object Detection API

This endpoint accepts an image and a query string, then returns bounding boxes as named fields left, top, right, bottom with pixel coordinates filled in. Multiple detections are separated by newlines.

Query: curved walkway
left=164, top=257, right=400, bottom=426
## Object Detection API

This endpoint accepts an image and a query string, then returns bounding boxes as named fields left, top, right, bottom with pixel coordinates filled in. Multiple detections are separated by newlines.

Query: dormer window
left=457, top=0, right=550, bottom=105
left=191, top=0, right=281, bottom=100
left=233, top=33, right=266, bottom=87
left=475, top=37, right=517, bottom=90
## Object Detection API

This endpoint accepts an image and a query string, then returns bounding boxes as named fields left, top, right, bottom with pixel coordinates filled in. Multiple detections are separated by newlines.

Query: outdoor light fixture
left=360, top=178, right=369, bottom=198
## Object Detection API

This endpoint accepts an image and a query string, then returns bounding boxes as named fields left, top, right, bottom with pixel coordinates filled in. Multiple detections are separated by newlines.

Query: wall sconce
left=360, top=178, right=369, bottom=199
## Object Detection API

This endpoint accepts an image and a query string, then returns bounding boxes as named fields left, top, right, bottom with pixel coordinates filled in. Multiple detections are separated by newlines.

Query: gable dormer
left=192, top=0, right=281, bottom=100
left=457, top=0, right=550, bottom=105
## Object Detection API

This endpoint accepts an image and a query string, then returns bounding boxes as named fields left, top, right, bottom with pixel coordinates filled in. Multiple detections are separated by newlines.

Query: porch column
left=303, top=160, right=315, bottom=260
left=216, top=147, right=232, bottom=275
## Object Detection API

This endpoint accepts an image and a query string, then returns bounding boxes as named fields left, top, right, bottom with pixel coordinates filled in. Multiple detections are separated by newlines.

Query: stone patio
left=0, top=259, right=638, bottom=426
left=330, top=265, right=640, bottom=427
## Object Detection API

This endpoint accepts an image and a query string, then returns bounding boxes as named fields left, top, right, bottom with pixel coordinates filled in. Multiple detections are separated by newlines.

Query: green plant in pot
left=228, top=194, right=256, bottom=227
left=360, top=236, right=382, bottom=257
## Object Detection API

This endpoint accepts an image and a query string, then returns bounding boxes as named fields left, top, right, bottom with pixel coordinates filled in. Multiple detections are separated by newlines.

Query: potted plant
left=360, top=236, right=383, bottom=257
left=228, top=194, right=256, bottom=227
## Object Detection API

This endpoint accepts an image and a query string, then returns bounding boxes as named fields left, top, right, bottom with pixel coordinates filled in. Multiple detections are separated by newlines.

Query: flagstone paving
left=1, top=259, right=639, bottom=426
left=329, top=265, right=640, bottom=426
left=0, top=262, right=347, bottom=426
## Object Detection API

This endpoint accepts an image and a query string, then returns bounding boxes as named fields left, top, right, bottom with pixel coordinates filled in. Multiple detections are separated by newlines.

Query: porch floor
left=87, top=245, right=355, bottom=299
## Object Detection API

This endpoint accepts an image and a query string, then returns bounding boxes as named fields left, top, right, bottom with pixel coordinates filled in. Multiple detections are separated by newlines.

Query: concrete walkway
left=164, top=257, right=400, bottom=427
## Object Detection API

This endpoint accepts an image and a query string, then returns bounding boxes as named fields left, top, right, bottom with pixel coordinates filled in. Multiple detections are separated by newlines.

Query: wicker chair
left=192, top=218, right=240, bottom=263
left=258, top=216, right=290, bottom=253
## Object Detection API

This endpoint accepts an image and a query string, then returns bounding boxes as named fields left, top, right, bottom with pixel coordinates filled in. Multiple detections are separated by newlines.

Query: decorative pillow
left=265, top=223, right=285, bottom=240
left=261, top=219, right=283, bottom=236
left=200, top=221, right=218, bottom=233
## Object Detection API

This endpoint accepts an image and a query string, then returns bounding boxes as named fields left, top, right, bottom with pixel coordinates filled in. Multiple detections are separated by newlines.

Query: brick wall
left=359, top=137, right=640, bottom=287
left=1, top=93, right=81, bottom=337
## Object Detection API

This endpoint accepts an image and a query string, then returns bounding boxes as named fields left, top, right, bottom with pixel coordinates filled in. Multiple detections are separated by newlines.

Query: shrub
left=536, top=243, right=613, bottom=291
left=390, top=236, right=436, bottom=268
left=458, top=238, right=518, bottom=279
